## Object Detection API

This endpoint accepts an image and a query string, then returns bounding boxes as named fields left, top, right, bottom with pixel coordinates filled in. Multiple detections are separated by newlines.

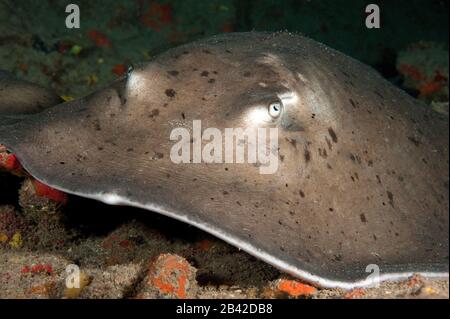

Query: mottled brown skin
left=0, top=33, right=448, bottom=286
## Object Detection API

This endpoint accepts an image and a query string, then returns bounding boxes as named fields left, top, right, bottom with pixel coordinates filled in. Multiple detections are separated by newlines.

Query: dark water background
left=0, top=0, right=448, bottom=97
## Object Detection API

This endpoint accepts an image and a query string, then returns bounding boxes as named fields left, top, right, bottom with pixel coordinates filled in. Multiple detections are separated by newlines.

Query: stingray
left=0, top=32, right=448, bottom=288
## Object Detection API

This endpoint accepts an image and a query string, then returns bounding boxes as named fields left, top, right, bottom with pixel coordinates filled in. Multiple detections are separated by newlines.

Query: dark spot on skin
left=222, top=191, right=229, bottom=195
left=327, top=163, right=333, bottom=169
left=149, top=109, right=159, bottom=118
left=328, top=128, right=338, bottom=143
left=152, top=152, right=164, bottom=160
left=318, top=148, right=327, bottom=158
left=97, top=146, right=104, bottom=151
left=285, top=138, right=297, bottom=149
left=349, top=98, right=358, bottom=108
left=407, top=136, right=421, bottom=147
left=325, top=137, right=332, bottom=150
left=387, top=191, right=394, bottom=207
left=299, top=190, right=305, bottom=198
left=350, top=154, right=356, bottom=163
left=213, top=71, right=218, bottom=74
left=165, top=89, right=176, bottom=98
left=341, top=70, right=350, bottom=78
left=374, top=90, right=384, bottom=99
left=59, top=161, right=65, bottom=165
left=208, top=78, right=215, bottom=84
left=376, top=175, right=381, bottom=184
left=181, top=112, right=186, bottom=120
left=93, top=119, right=101, bottom=131
left=368, top=160, right=373, bottom=167
left=243, top=71, right=251, bottom=77
left=75, top=154, right=86, bottom=162
left=127, top=148, right=134, bottom=152
left=284, top=121, right=305, bottom=132
left=349, top=154, right=361, bottom=164
left=236, top=201, right=241, bottom=206
left=200, top=71, right=209, bottom=77
left=311, top=113, right=316, bottom=119
left=163, top=103, right=168, bottom=107
left=167, top=70, right=179, bottom=76
left=304, top=149, right=311, bottom=162
left=329, top=208, right=334, bottom=212
left=360, top=213, right=367, bottom=223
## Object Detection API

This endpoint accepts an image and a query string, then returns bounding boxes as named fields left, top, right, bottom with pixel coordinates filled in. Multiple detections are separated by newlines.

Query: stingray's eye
left=268, top=101, right=282, bottom=118
left=127, top=65, right=134, bottom=76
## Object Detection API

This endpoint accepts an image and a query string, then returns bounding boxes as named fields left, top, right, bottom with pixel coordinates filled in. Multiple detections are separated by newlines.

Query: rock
left=139, top=254, right=198, bottom=299
left=0, top=251, right=71, bottom=298
left=18, top=178, right=69, bottom=250
left=0, top=205, right=27, bottom=250
left=19, top=178, right=66, bottom=218
left=344, top=288, right=366, bottom=299
left=77, top=263, right=143, bottom=299
left=263, top=278, right=317, bottom=298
